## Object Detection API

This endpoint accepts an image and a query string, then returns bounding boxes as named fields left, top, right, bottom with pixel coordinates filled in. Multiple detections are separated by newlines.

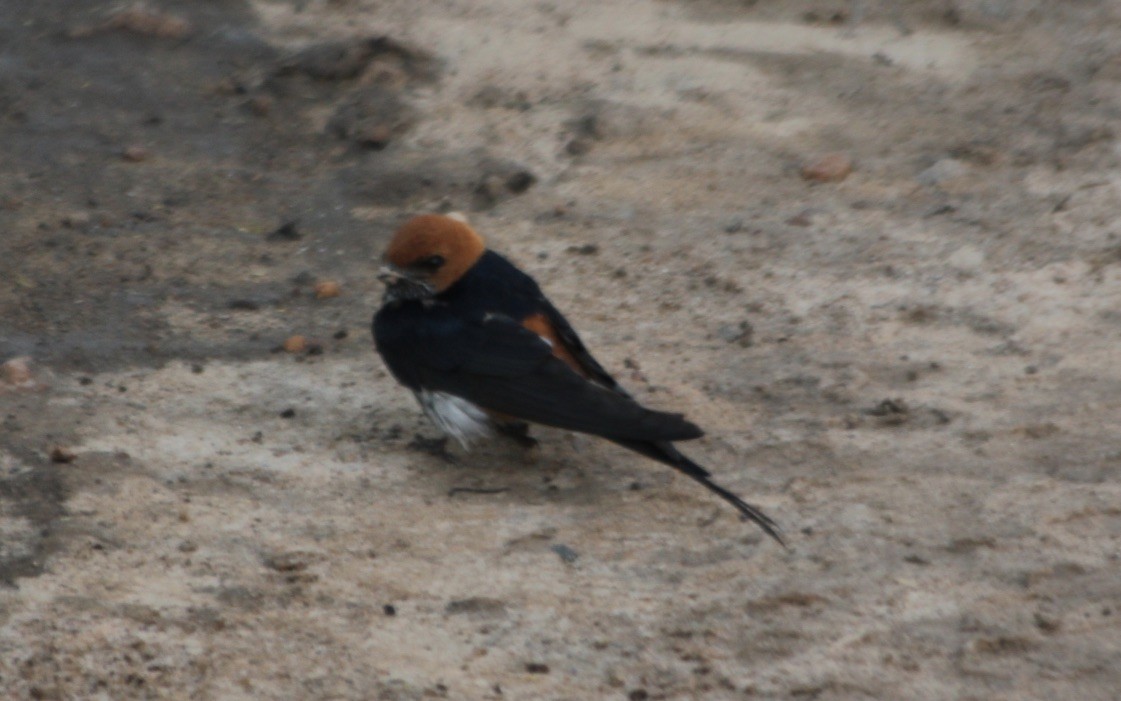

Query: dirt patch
left=2, top=0, right=1120, bottom=699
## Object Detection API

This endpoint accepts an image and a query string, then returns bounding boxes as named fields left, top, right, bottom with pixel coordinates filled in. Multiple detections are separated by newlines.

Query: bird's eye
left=413, top=254, right=445, bottom=270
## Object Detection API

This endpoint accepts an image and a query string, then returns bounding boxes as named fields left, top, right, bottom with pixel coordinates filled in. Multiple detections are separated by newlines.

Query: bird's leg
left=495, top=421, right=539, bottom=449
left=407, top=434, right=457, bottom=463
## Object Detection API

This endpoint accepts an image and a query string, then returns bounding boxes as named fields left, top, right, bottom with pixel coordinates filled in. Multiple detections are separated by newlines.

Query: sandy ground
left=2, top=1, right=1120, bottom=699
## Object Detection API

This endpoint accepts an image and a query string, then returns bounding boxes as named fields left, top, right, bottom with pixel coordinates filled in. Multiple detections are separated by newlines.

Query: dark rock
left=267, top=221, right=300, bottom=241
left=326, top=86, right=414, bottom=148
left=550, top=544, right=578, bottom=564
left=505, top=170, right=536, bottom=194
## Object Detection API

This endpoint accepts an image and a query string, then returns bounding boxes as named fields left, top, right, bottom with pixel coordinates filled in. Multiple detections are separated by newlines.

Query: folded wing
left=379, top=309, right=702, bottom=442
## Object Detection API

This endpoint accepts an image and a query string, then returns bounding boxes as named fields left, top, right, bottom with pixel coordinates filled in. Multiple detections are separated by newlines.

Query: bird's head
left=379, top=214, right=486, bottom=302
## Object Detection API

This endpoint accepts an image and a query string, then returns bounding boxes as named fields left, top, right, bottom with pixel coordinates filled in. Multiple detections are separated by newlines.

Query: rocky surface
left=2, top=1, right=1120, bottom=699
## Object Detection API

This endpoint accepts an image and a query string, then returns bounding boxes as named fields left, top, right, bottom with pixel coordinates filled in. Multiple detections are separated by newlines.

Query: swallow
left=372, top=214, right=782, bottom=543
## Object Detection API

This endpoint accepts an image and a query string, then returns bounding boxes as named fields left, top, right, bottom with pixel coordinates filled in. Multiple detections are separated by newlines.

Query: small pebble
left=62, top=211, right=92, bottom=229
left=567, top=244, right=599, bottom=255
left=801, top=152, right=853, bottom=183
left=474, top=176, right=505, bottom=208
left=717, top=321, right=754, bottom=347
left=786, top=211, right=813, bottom=227
left=565, top=138, right=591, bottom=156
left=282, top=335, right=307, bottom=353
left=248, top=95, right=273, bottom=116
left=551, top=544, right=579, bottom=564
left=314, top=281, right=341, bottom=299
left=267, top=221, right=301, bottom=242
left=122, top=145, right=150, bottom=162
left=505, top=170, right=537, bottom=194
left=71, top=7, right=192, bottom=39
left=358, top=125, right=393, bottom=149
left=49, top=446, right=76, bottom=464
left=1, top=357, right=34, bottom=386
left=917, top=158, right=967, bottom=187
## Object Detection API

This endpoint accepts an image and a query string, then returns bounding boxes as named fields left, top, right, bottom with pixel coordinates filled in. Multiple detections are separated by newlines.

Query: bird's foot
left=496, top=421, right=539, bottom=449
left=407, top=434, right=457, bottom=463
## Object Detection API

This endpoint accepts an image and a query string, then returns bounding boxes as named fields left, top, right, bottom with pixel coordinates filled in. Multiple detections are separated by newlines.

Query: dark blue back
left=372, top=251, right=545, bottom=389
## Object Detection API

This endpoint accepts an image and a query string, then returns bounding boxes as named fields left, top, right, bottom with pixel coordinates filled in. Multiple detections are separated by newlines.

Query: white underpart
left=415, top=390, right=493, bottom=448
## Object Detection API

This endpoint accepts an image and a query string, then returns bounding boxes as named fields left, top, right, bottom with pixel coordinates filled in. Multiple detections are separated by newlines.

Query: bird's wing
left=535, top=297, right=628, bottom=394
left=393, top=310, right=702, bottom=442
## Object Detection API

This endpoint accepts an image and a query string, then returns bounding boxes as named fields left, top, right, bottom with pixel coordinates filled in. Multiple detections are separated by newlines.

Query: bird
left=372, top=214, right=782, bottom=544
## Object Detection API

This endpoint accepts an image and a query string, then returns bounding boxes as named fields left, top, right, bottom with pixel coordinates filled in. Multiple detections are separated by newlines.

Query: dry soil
left=2, top=1, right=1120, bottom=699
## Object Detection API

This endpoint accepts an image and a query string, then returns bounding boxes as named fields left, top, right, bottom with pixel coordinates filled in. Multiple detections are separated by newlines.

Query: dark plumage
left=373, top=214, right=782, bottom=544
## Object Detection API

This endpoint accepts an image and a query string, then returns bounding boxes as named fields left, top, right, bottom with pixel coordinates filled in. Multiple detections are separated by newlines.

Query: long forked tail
left=610, top=438, right=785, bottom=546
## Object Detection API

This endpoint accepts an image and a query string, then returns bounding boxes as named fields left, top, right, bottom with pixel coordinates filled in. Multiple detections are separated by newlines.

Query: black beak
left=378, top=264, right=407, bottom=286
left=378, top=264, right=435, bottom=301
